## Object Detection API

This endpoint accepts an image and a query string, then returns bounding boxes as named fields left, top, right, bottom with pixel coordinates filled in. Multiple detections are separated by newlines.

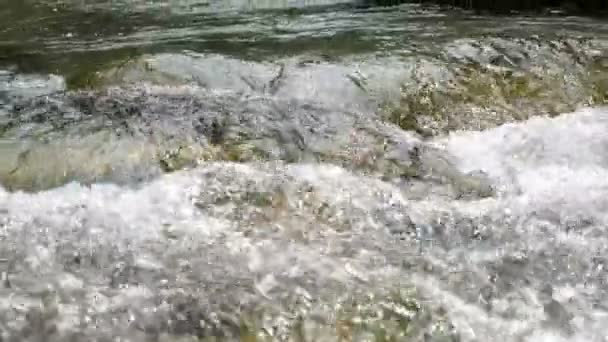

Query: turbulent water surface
left=1, top=1, right=608, bottom=341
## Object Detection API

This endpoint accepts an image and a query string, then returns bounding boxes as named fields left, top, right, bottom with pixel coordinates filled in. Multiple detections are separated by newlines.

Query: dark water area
left=371, top=0, right=608, bottom=14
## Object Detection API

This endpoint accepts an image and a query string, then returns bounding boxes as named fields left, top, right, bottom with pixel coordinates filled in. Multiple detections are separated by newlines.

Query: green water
left=2, top=0, right=606, bottom=77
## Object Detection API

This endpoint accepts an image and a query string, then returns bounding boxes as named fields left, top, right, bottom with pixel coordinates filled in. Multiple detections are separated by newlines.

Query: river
left=1, top=1, right=608, bottom=341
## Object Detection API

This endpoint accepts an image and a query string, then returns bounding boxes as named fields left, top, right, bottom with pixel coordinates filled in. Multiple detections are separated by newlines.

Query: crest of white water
left=425, top=106, right=608, bottom=341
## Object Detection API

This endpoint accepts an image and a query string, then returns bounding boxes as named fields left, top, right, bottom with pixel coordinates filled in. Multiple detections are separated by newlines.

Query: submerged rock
left=384, top=37, right=608, bottom=135
left=0, top=71, right=65, bottom=101
left=66, top=56, right=188, bottom=90
left=0, top=82, right=494, bottom=198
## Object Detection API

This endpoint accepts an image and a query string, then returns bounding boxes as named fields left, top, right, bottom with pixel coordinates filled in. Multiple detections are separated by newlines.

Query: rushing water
left=1, top=1, right=608, bottom=341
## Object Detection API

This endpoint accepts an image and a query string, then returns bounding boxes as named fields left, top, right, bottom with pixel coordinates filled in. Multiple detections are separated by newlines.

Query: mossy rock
left=385, top=58, right=605, bottom=136
left=221, top=143, right=269, bottom=163
left=66, top=55, right=186, bottom=90
left=0, top=133, right=160, bottom=192
left=158, top=144, right=207, bottom=173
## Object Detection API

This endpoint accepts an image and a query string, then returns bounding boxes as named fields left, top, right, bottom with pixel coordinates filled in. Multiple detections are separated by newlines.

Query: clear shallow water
left=1, top=1, right=608, bottom=341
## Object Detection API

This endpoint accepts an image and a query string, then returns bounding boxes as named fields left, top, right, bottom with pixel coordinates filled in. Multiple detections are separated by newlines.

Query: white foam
left=2, top=107, right=608, bottom=340
left=438, top=107, right=608, bottom=218
left=440, top=107, right=608, bottom=183
left=425, top=106, right=608, bottom=341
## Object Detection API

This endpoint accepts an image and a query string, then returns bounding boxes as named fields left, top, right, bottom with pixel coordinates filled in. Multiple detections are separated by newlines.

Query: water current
left=1, top=1, right=608, bottom=341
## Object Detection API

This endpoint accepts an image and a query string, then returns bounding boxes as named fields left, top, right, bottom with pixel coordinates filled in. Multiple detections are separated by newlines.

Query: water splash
left=1, top=2, right=608, bottom=341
